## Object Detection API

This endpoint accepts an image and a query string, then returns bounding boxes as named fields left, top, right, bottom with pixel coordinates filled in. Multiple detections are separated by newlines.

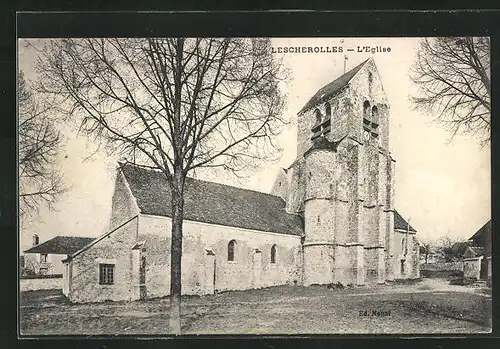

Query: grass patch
left=19, top=283, right=491, bottom=335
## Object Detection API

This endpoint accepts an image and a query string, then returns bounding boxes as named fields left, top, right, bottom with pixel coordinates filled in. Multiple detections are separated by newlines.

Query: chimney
left=33, top=234, right=39, bottom=246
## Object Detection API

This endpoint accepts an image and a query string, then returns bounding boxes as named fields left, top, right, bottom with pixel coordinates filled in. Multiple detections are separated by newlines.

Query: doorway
left=204, top=249, right=216, bottom=294
left=480, top=257, right=488, bottom=280
left=252, top=249, right=262, bottom=289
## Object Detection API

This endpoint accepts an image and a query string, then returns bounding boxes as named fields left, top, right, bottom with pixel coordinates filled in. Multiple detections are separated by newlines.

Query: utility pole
left=344, top=54, right=348, bottom=74
left=405, top=218, right=411, bottom=256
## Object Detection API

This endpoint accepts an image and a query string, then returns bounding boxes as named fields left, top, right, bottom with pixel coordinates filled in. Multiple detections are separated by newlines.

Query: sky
left=18, top=37, right=491, bottom=252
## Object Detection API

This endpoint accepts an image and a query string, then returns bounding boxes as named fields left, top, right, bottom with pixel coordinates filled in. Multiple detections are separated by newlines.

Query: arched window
left=363, top=101, right=371, bottom=120
left=363, top=101, right=371, bottom=138
left=371, top=106, right=379, bottom=125
left=271, top=244, right=277, bottom=264
left=311, top=109, right=323, bottom=140
left=314, top=108, right=322, bottom=124
left=368, top=72, right=373, bottom=94
left=228, top=240, right=236, bottom=261
left=371, top=106, right=379, bottom=139
left=325, top=102, right=331, bottom=117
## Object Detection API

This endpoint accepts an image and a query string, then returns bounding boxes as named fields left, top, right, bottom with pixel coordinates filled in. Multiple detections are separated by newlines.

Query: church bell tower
left=296, top=57, right=396, bottom=286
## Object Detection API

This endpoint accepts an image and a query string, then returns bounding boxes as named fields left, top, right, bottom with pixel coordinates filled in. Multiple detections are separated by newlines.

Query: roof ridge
left=186, top=176, right=285, bottom=200
left=56, top=235, right=95, bottom=239
left=121, top=162, right=287, bottom=201
left=298, top=57, right=371, bottom=114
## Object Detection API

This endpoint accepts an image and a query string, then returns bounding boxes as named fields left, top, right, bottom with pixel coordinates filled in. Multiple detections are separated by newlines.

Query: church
left=61, top=57, right=420, bottom=303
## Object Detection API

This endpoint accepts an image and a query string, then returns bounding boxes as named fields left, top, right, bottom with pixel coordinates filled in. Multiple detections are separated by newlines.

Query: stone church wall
left=348, top=59, right=389, bottom=146
left=66, top=216, right=139, bottom=303
left=270, top=169, right=288, bottom=201
left=66, top=214, right=302, bottom=303
left=392, top=230, right=419, bottom=279
left=296, top=88, right=352, bottom=158
left=109, top=170, right=140, bottom=229
left=138, top=215, right=303, bottom=297
left=285, top=158, right=306, bottom=214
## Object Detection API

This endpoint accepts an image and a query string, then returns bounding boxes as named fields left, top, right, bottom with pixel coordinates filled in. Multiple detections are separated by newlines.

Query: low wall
left=420, top=262, right=463, bottom=271
left=463, top=257, right=481, bottom=280
left=420, top=262, right=463, bottom=279
left=20, top=274, right=63, bottom=292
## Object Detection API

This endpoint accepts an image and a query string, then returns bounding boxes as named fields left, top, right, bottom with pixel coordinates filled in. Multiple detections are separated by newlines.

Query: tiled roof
left=394, top=210, right=416, bottom=232
left=451, top=241, right=470, bottom=255
left=299, top=58, right=370, bottom=113
left=120, top=163, right=304, bottom=236
left=469, top=246, right=485, bottom=257
left=24, top=236, right=95, bottom=255
left=470, top=220, right=491, bottom=244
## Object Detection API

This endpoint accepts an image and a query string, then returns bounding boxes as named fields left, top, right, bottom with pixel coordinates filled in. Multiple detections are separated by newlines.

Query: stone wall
left=20, top=275, right=63, bottom=292
left=285, top=158, right=307, bottom=214
left=348, top=59, right=389, bottom=148
left=67, top=216, right=139, bottom=303
left=138, top=215, right=303, bottom=297
left=463, top=257, right=481, bottom=280
left=392, top=230, right=419, bottom=279
left=62, top=167, right=143, bottom=303
left=294, top=59, right=419, bottom=286
left=269, top=169, right=288, bottom=201
left=296, top=88, right=352, bottom=158
left=110, top=169, right=140, bottom=229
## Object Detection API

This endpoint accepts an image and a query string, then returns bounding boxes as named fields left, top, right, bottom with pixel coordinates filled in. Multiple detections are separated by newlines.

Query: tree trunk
left=169, top=172, right=184, bottom=335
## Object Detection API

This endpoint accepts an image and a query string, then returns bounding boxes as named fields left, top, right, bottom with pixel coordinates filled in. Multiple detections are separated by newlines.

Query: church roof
left=24, top=236, right=96, bottom=255
left=394, top=211, right=416, bottom=232
left=120, top=163, right=304, bottom=236
left=299, top=58, right=370, bottom=113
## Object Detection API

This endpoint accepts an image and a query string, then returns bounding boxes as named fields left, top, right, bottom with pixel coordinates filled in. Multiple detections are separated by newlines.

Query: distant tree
left=434, top=234, right=464, bottom=263
left=35, top=38, right=287, bottom=334
left=410, top=37, right=491, bottom=147
left=419, top=239, right=435, bottom=264
left=18, top=70, right=65, bottom=217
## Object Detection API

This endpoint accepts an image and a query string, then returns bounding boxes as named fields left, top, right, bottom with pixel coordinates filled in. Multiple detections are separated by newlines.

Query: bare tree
left=410, top=37, right=491, bottom=147
left=35, top=38, right=287, bottom=334
left=419, top=239, right=434, bottom=264
left=19, top=70, right=65, bottom=217
left=435, top=234, right=464, bottom=263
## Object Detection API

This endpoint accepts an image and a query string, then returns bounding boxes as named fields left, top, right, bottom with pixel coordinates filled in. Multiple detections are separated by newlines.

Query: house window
left=39, top=267, right=48, bottom=275
left=40, top=254, right=48, bottom=263
left=400, top=260, right=405, bottom=274
left=99, top=264, right=115, bottom=285
left=271, top=244, right=277, bottom=264
left=228, top=240, right=236, bottom=261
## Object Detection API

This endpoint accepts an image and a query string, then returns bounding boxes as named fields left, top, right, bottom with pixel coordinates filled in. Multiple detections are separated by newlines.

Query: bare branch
left=410, top=37, right=491, bottom=147
left=18, top=70, right=67, bottom=217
